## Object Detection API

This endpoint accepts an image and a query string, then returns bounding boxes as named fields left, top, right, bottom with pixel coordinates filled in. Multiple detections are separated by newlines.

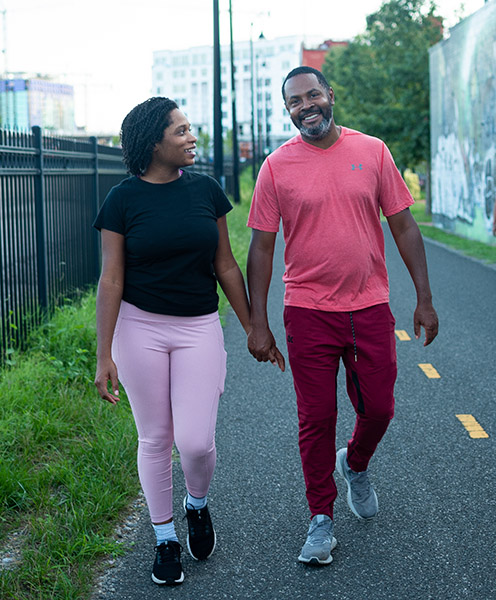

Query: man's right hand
left=247, top=324, right=285, bottom=371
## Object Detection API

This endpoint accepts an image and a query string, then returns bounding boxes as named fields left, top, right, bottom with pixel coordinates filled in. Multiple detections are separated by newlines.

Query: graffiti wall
left=429, top=1, right=496, bottom=245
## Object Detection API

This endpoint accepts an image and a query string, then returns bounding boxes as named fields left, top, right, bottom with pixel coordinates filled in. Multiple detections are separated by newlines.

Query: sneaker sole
left=335, top=449, right=378, bottom=521
left=151, top=571, right=185, bottom=585
left=183, top=496, right=216, bottom=561
left=186, top=531, right=216, bottom=561
left=298, top=537, right=338, bottom=565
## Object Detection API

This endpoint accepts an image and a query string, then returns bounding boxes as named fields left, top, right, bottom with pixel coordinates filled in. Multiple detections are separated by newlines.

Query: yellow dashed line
left=395, top=330, right=411, bottom=341
left=418, top=363, right=441, bottom=378
left=456, top=414, right=489, bottom=439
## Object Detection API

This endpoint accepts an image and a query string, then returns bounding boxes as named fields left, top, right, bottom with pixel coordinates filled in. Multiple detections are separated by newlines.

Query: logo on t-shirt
left=287, top=334, right=294, bottom=344
left=351, top=164, right=363, bottom=171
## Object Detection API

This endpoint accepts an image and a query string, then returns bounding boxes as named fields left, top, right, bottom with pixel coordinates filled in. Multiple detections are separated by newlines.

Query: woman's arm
left=213, top=215, right=251, bottom=334
left=94, top=229, right=125, bottom=404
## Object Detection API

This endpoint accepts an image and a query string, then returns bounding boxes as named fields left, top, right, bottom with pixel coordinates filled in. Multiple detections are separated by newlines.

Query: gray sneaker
left=298, top=514, right=337, bottom=565
left=336, top=448, right=378, bottom=520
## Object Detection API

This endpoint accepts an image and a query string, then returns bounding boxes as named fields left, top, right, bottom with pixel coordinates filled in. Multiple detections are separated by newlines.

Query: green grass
left=4, top=167, right=491, bottom=599
left=217, top=168, right=254, bottom=320
left=409, top=199, right=432, bottom=223
left=0, top=168, right=256, bottom=599
left=411, top=200, right=496, bottom=264
left=0, top=294, right=141, bottom=599
left=419, top=224, right=496, bottom=264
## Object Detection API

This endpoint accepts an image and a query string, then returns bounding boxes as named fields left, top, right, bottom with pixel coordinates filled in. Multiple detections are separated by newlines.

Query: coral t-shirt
left=247, top=127, right=414, bottom=312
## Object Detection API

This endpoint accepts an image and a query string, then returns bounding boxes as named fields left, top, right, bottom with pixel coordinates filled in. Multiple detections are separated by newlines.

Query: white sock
left=186, top=493, right=207, bottom=510
left=152, top=521, right=178, bottom=545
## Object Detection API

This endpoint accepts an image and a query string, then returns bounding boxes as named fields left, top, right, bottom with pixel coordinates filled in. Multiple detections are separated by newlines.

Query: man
left=246, top=66, right=438, bottom=566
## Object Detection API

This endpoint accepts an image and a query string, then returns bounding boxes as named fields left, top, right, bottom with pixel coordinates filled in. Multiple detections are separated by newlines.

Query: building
left=0, top=77, right=75, bottom=133
left=302, top=39, right=348, bottom=72
left=152, top=35, right=343, bottom=157
left=429, top=0, right=496, bottom=244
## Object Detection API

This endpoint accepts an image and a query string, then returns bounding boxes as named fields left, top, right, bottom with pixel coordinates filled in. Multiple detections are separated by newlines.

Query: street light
left=250, top=27, right=265, bottom=180
left=229, top=0, right=240, bottom=203
left=213, top=0, right=223, bottom=187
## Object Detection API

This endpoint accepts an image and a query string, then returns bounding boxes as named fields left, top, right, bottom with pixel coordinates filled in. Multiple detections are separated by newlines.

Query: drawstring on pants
left=349, top=312, right=357, bottom=362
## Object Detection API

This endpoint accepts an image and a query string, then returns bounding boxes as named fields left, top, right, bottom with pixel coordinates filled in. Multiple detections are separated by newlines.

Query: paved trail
left=93, top=230, right=496, bottom=600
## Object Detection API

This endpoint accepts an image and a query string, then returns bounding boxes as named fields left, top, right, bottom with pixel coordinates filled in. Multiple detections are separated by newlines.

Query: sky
left=0, top=0, right=487, bottom=134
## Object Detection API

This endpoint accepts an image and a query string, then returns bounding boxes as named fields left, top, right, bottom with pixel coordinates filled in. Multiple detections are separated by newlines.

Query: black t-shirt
left=93, top=171, right=233, bottom=316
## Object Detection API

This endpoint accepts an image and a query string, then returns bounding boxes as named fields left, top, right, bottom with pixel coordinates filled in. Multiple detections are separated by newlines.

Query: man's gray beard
left=300, top=116, right=332, bottom=140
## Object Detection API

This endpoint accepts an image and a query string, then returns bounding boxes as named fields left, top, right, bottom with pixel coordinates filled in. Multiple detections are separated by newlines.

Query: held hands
left=414, top=301, right=439, bottom=346
left=94, top=357, right=120, bottom=405
left=247, top=324, right=285, bottom=372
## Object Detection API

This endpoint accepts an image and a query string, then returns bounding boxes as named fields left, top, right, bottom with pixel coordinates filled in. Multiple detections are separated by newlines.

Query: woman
left=93, top=97, right=252, bottom=586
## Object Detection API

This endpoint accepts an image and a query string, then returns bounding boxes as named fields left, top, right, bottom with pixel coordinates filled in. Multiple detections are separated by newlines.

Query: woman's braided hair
left=120, top=97, right=179, bottom=176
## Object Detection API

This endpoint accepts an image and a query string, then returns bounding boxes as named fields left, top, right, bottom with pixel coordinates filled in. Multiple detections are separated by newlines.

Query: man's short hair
left=281, top=67, right=331, bottom=101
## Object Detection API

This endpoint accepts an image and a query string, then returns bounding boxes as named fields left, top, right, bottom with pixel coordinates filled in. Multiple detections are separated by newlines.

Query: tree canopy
left=323, top=0, right=444, bottom=171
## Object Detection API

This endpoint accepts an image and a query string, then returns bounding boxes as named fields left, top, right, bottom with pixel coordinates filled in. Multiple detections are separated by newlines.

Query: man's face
left=284, top=73, right=334, bottom=141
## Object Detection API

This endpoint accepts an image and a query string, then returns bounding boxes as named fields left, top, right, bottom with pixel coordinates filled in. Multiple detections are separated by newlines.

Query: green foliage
left=404, top=168, right=421, bottom=201
left=410, top=199, right=432, bottom=222
left=196, top=130, right=211, bottom=160
left=418, top=224, right=496, bottom=263
left=217, top=168, right=253, bottom=321
left=0, top=292, right=140, bottom=599
left=0, top=176, right=254, bottom=597
left=323, top=0, right=444, bottom=170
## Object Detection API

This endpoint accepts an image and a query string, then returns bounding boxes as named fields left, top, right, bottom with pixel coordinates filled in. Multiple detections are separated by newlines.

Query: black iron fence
left=0, top=126, right=127, bottom=360
left=0, top=127, right=236, bottom=361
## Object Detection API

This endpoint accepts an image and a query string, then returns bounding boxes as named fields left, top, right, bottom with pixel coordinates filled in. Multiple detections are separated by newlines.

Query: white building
left=152, top=35, right=325, bottom=157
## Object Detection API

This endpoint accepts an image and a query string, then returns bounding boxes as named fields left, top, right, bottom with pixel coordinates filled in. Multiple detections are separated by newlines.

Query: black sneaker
left=183, top=496, right=216, bottom=560
left=151, top=541, right=184, bottom=585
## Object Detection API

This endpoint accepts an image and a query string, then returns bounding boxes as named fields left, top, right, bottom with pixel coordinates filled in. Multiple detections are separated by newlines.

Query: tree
left=196, top=130, right=212, bottom=160
left=323, top=0, right=443, bottom=172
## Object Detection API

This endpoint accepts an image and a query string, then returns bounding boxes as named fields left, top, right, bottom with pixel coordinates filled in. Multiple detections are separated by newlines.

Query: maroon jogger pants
left=283, top=303, right=397, bottom=518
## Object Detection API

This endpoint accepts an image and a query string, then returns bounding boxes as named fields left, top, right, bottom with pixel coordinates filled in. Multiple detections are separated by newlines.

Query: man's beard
left=296, top=106, right=333, bottom=140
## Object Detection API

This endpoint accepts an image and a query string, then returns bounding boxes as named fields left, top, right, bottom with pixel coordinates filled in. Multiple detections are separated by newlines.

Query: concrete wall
left=429, top=1, right=496, bottom=244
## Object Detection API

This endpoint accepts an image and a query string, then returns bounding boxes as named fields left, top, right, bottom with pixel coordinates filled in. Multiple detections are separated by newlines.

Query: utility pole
left=229, top=0, right=240, bottom=203
left=0, top=1, right=7, bottom=76
left=213, top=0, right=224, bottom=187
left=250, top=25, right=256, bottom=181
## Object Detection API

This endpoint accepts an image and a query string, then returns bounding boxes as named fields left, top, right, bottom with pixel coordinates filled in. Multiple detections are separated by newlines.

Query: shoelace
left=155, top=542, right=181, bottom=563
left=184, top=507, right=211, bottom=537
left=349, top=470, right=372, bottom=502
left=308, top=520, right=332, bottom=544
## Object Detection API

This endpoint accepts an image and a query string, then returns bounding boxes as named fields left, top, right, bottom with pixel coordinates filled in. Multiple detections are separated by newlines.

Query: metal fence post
left=32, top=126, right=49, bottom=309
left=90, top=136, right=101, bottom=280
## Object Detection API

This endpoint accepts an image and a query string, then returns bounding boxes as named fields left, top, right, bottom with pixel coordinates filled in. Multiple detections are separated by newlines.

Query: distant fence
left=0, top=126, right=235, bottom=361
left=0, top=126, right=126, bottom=360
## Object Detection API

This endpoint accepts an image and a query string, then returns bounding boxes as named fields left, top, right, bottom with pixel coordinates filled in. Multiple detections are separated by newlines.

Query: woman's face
left=153, top=109, right=197, bottom=169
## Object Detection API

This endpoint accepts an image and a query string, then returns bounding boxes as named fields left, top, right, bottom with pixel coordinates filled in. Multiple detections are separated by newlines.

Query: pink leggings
left=112, top=301, right=227, bottom=523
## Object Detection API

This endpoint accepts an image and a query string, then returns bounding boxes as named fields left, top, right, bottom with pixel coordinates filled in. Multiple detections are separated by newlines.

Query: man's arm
left=246, top=229, right=285, bottom=370
left=386, top=208, right=439, bottom=346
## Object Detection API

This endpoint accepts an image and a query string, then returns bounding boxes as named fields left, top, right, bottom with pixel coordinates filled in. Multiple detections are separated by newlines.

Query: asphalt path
left=92, top=227, right=496, bottom=600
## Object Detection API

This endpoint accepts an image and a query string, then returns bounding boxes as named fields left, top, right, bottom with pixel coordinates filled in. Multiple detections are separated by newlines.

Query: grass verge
left=0, top=168, right=255, bottom=600
left=412, top=200, right=496, bottom=265
left=217, top=168, right=254, bottom=319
